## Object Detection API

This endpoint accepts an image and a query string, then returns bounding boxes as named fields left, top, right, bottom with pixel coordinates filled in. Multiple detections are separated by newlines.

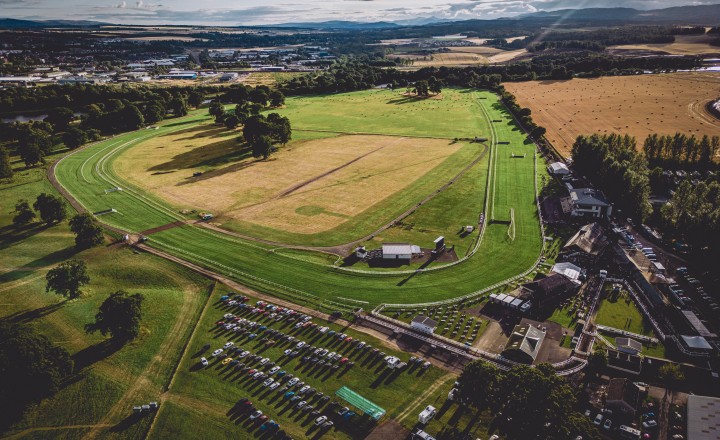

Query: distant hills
left=0, top=18, right=106, bottom=28
left=2, top=4, right=720, bottom=30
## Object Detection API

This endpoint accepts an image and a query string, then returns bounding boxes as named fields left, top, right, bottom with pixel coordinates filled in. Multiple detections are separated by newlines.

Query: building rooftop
left=551, top=262, right=583, bottom=285
left=411, top=315, right=438, bottom=329
left=681, top=335, right=713, bottom=350
left=548, top=162, right=570, bottom=174
left=569, top=188, right=610, bottom=207
left=381, top=243, right=418, bottom=255
left=607, top=378, right=641, bottom=407
left=687, top=395, right=720, bottom=440
left=607, top=349, right=643, bottom=374
left=503, top=323, right=545, bottom=363
left=563, top=222, right=608, bottom=256
left=615, top=337, right=643, bottom=353
left=682, top=311, right=717, bottom=338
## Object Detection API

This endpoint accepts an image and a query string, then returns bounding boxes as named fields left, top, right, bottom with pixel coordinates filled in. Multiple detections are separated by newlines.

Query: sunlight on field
left=505, top=72, right=720, bottom=157
left=609, top=34, right=720, bottom=55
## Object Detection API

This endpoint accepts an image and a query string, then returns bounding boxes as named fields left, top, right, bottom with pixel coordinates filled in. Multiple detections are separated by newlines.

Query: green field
left=595, top=295, right=655, bottom=337
left=53, top=90, right=542, bottom=308
left=0, top=160, right=213, bottom=439
left=149, top=284, right=448, bottom=440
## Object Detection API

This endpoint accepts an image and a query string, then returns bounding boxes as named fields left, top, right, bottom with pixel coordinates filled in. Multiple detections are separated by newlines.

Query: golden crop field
left=609, top=34, right=720, bottom=56
left=505, top=72, right=720, bottom=157
left=394, top=52, right=489, bottom=67
left=115, top=126, right=462, bottom=234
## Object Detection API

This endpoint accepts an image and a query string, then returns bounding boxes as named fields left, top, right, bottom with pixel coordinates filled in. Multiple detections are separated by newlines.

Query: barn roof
left=381, top=243, right=414, bottom=255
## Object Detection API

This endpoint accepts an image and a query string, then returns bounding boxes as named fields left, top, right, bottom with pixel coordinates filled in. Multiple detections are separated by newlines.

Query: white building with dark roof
left=563, top=188, right=612, bottom=218
left=411, top=315, right=438, bottom=334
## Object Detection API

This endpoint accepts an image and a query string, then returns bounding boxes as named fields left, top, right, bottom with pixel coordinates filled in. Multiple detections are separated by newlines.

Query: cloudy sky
left=0, top=0, right=714, bottom=25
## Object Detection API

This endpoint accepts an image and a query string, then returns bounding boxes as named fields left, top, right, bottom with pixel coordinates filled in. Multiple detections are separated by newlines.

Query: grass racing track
left=54, top=91, right=542, bottom=308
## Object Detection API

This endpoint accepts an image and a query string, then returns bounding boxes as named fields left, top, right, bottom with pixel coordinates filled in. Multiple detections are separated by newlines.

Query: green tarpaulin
left=335, top=386, right=386, bottom=420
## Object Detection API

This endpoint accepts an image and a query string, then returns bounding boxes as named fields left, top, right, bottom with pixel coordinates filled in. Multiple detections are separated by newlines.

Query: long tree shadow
left=72, top=339, right=125, bottom=372
left=0, top=246, right=78, bottom=284
left=1, top=300, right=67, bottom=324
left=0, top=223, right=53, bottom=252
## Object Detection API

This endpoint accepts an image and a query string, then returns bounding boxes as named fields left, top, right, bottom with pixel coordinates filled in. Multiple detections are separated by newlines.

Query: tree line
left=455, top=361, right=600, bottom=440
left=660, top=179, right=720, bottom=259
left=571, top=134, right=652, bottom=222
left=643, top=133, right=720, bottom=171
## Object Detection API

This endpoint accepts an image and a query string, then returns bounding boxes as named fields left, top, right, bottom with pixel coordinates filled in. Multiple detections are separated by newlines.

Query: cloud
left=1, top=0, right=717, bottom=25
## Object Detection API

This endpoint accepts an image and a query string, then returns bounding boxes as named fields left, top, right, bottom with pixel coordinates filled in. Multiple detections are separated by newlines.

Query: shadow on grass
left=72, top=339, right=125, bottom=372
left=0, top=223, right=54, bottom=252
left=0, top=245, right=78, bottom=284
left=1, top=300, right=67, bottom=324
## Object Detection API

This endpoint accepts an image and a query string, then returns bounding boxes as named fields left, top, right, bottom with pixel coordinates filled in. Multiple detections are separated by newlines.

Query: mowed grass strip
left=56, top=90, right=541, bottom=307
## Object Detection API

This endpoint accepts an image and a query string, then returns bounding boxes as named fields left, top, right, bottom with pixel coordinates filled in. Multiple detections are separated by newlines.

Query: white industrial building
left=381, top=243, right=420, bottom=261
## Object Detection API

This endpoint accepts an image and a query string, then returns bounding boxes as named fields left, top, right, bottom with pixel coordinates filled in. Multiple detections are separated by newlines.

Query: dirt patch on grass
left=117, top=133, right=462, bottom=235
left=505, top=72, right=720, bottom=157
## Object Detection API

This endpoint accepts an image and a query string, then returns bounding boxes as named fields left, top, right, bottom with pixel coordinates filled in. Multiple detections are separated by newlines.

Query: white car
left=249, top=410, right=263, bottom=420
left=200, top=357, right=208, bottom=366
left=299, top=385, right=310, bottom=394
left=315, top=415, right=328, bottom=426
left=212, top=349, right=223, bottom=357
left=259, top=358, right=269, bottom=365
left=263, top=378, right=274, bottom=387
left=326, top=351, right=335, bottom=359
left=296, top=341, right=306, bottom=349
left=603, top=419, right=612, bottom=430
left=284, top=349, right=293, bottom=356
left=287, top=378, right=299, bottom=386
left=223, top=342, right=234, bottom=349
left=269, top=366, right=280, bottom=374
left=239, top=350, right=249, bottom=358
left=296, top=400, right=306, bottom=409
left=269, top=382, right=281, bottom=390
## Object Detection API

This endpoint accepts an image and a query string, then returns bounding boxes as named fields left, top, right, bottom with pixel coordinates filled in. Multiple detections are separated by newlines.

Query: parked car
left=263, top=378, right=274, bottom=387
left=249, top=410, right=263, bottom=421
left=223, top=342, right=234, bottom=349
left=603, top=419, right=612, bottom=430
left=200, top=357, right=208, bottom=366
left=211, top=349, right=223, bottom=357
left=594, top=414, right=604, bottom=426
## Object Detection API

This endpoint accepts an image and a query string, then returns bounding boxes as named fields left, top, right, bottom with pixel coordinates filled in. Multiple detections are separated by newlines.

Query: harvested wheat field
left=394, top=52, right=489, bottom=67
left=116, top=129, right=463, bottom=234
left=608, top=34, right=720, bottom=56
left=505, top=72, right=720, bottom=157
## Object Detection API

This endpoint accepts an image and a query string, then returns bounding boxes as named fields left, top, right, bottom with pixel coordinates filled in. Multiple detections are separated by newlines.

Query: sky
left=0, top=0, right=716, bottom=25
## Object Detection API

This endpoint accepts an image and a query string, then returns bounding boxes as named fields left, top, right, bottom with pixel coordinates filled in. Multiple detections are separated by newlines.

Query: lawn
left=54, top=90, right=542, bottom=308
left=0, top=156, right=213, bottom=439
left=149, top=284, right=449, bottom=440
left=595, top=291, right=656, bottom=337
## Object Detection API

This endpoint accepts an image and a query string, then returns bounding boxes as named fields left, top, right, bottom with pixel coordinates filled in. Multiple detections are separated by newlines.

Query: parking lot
left=164, top=289, right=446, bottom=440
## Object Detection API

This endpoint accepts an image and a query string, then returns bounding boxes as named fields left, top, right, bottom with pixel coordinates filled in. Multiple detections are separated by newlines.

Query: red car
left=340, top=357, right=349, bottom=364
left=344, top=337, right=353, bottom=343
left=247, top=369, right=257, bottom=375
left=215, top=320, right=225, bottom=326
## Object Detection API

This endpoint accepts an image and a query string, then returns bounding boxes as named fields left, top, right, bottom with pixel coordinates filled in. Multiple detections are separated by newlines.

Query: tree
left=659, top=363, right=685, bottom=394
left=44, top=107, right=75, bottom=131
left=269, top=90, right=285, bottom=107
left=18, top=143, right=43, bottom=167
left=249, top=88, right=269, bottom=106
left=457, top=360, right=500, bottom=410
left=12, top=199, right=35, bottom=227
left=587, top=350, right=608, bottom=375
left=251, top=135, right=274, bottom=160
left=209, top=102, right=225, bottom=119
left=428, top=76, right=442, bottom=95
left=69, top=213, right=104, bottom=249
left=62, top=127, right=88, bottom=150
left=143, top=102, right=166, bottom=124
left=224, top=114, right=240, bottom=129
left=242, top=115, right=271, bottom=145
left=266, top=113, right=292, bottom=146
left=46, top=259, right=90, bottom=299
left=0, top=147, right=13, bottom=179
left=187, top=90, right=205, bottom=108
left=33, top=193, right=67, bottom=224
left=85, top=290, right=145, bottom=342
left=0, top=322, right=73, bottom=415
left=170, top=97, right=188, bottom=117
left=413, top=80, right=429, bottom=97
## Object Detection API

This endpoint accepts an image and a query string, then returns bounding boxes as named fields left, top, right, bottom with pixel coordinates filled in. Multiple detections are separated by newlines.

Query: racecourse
left=54, top=90, right=542, bottom=308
